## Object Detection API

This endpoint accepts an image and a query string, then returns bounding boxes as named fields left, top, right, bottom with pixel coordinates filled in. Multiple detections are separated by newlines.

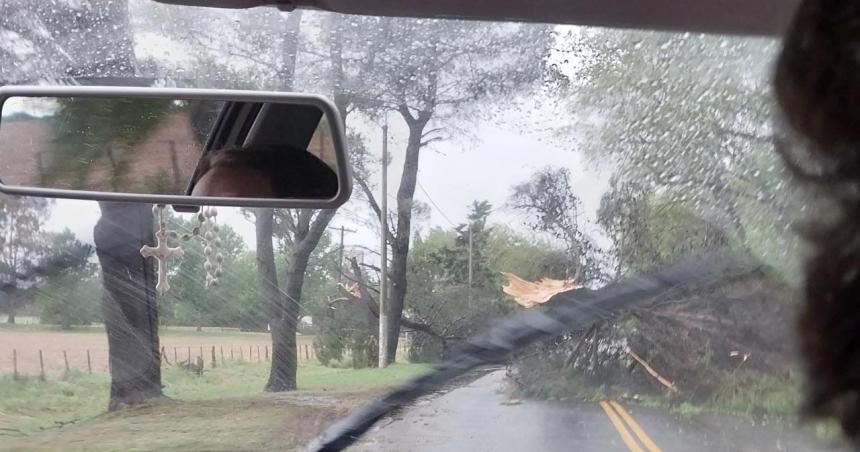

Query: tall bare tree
left=321, top=17, right=554, bottom=362
left=137, top=5, right=340, bottom=392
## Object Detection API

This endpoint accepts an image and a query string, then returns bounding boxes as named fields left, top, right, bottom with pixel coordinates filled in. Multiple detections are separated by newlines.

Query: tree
left=597, top=177, right=728, bottom=276
left=484, top=226, right=569, bottom=282
left=405, top=217, right=567, bottom=361
left=428, top=201, right=496, bottom=288
left=260, top=208, right=335, bottom=390
left=561, top=29, right=799, bottom=265
left=162, top=212, right=248, bottom=329
left=47, top=97, right=176, bottom=192
left=259, top=11, right=339, bottom=392
left=37, top=229, right=100, bottom=328
left=1, top=0, right=164, bottom=409
left=329, top=17, right=555, bottom=363
left=510, top=167, right=605, bottom=284
left=314, top=257, right=380, bottom=368
left=95, top=202, right=162, bottom=410
left=0, top=1, right=134, bottom=84
left=0, top=195, right=51, bottom=323
left=176, top=9, right=342, bottom=392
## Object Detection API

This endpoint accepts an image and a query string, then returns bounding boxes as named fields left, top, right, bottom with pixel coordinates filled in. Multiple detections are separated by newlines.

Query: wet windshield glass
left=0, top=2, right=846, bottom=451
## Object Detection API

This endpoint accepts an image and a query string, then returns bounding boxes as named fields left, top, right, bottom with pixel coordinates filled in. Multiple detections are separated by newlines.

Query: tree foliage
left=0, top=195, right=51, bottom=323
left=427, top=201, right=496, bottom=288
left=0, top=0, right=134, bottom=83
left=562, top=29, right=800, bottom=274
left=37, top=230, right=100, bottom=328
left=328, top=16, right=556, bottom=362
left=161, top=211, right=251, bottom=328
left=510, top=167, right=605, bottom=284
left=404, top=206, right=568, bottom=362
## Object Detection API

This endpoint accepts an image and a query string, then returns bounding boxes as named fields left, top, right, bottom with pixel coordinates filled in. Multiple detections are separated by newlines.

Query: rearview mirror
left=0, top=86, right=351, bottom=209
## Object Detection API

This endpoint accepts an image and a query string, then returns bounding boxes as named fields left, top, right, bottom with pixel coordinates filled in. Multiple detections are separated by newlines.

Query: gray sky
left=41, top=16, right=611, bottom=262
left=44, top=98, right=611, bottom=259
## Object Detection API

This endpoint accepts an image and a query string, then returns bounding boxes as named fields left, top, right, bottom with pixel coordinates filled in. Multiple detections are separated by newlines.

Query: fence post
left=38, top=350, right=45, bottom=381
left=199, top=346, right=204, bottom=361
left=87, top=350, right=92, bottom=374
left=257, top=346, right=260, bottom=361
left=249, top=346, right=253, bottom=362
left=220, top=346, right=224, bottom=364
left=160, top=346, right=167, bottom=366
left=63, top=350, right=70, bottom=373
left=231, top=348, right=235, bottom=361
left=304, top=344, right=309, bottom=360
left=265, top=345, right=269, bottom=361
left=174, top=347, right=178, bottom=364
left=211, top=346, right=217, bottom=369
left=12, top=349, right=18, bottom=380
left=187, top=347, right=191, bottom=363
left=239, top=347, right=243, bottom=361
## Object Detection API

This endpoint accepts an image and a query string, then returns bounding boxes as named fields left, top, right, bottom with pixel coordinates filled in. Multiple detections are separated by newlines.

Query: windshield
left=0, top=2, right=845, bottom=451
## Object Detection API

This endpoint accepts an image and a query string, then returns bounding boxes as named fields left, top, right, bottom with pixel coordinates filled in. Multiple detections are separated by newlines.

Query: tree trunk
left=6, top=298, right=15, bottom=324
left=254, top=207, right=291, bottom=391
left=260, top=12, right=343, bottom=391
left=384, top=114, right=430, bottom=363
left=94, top=202, right=162, bottom=411
left=265, top=209, right=336, bottom=391
left=278, top=10, right=303, bottom=90
left=266, top=249, right=307, bottom=391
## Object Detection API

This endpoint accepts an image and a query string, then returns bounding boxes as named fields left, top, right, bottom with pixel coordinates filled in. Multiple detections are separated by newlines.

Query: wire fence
left=3, top=343, right=319, bottom=380
left=3, top=342, right=413, bottom=380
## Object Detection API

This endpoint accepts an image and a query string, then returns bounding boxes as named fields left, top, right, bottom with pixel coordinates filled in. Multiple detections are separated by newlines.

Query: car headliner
left=154, top=0, right=800, bottom=36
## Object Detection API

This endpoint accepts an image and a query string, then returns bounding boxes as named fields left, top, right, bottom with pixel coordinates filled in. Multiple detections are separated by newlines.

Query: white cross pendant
left=140, top=228, right=185, bottom=294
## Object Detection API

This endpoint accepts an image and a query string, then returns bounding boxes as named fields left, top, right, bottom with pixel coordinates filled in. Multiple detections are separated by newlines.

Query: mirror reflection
left=189, top=144, right=337, bottom=198
left=0, top=96, right=339, bottom=199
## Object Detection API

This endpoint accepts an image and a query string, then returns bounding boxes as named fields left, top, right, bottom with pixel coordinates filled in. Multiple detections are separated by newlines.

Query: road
left=351, top=370, right=848, bottom=452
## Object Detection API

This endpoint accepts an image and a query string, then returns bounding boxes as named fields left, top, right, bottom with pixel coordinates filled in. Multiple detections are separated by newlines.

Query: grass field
left=0, top=325, right=428, bottom=451
left=0, top=324, right=314, bottom=376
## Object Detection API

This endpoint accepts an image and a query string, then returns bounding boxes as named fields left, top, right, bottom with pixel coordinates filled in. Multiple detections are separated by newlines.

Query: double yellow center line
left=599, top=400, right=663, bottom=452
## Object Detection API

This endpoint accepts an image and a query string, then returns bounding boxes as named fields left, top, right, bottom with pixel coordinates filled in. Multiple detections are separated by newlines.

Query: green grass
left=0, top=371, right=110, bottom=434
left=160, top=361, right=430, bottom=400
left=0, top=325, right=415, bottom=450
left=631, top=371, right=804, bottom=421
left=708, top=372, right=802, bottom=417
left=0, top=361, right=430, bottom=437
left=3, top=397, right=344, bottom=452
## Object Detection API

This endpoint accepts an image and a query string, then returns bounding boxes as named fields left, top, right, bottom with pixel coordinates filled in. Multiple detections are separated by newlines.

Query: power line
left=416, top=180, right=457, bottom=228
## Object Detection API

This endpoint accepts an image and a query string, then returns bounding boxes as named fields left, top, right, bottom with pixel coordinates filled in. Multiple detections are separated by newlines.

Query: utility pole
left=327, top=225, right=357, bottom=282
left=468, top=223, right=473, bottom=307
left=339, top=226, right=346, bottom=282
left=378, top=122, right=389, bottom=368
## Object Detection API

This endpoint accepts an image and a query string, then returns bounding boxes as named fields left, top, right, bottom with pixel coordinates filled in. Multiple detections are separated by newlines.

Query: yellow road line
left=610, top=401, right=663, bottom=452
left=599, top=400, right=644, bottom=452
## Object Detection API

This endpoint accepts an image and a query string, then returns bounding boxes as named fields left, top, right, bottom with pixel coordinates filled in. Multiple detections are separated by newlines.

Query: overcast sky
left=34, top=14, right=613, bottom=264
left=44, top=100, right=611, bottom=259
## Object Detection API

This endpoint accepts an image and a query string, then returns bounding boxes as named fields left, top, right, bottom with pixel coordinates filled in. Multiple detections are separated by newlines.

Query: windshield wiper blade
left=309, top=250, right=760, bottom=452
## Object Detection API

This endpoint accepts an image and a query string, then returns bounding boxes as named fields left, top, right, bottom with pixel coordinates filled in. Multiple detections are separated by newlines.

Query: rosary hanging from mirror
left=140, top=205, right=224, bottom=294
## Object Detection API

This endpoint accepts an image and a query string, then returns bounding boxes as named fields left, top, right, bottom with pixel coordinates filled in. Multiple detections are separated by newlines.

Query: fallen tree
left=509, top=265, right=799, bottom=412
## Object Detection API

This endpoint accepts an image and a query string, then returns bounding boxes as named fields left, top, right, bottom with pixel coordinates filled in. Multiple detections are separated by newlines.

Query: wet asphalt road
left=351, top=370, right=848, bottom=452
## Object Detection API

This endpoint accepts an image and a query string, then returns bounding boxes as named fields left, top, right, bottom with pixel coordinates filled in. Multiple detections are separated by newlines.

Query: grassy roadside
left=512, top=366, right=846, bottom=445
left=0, top=361, right=430, bottom=451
